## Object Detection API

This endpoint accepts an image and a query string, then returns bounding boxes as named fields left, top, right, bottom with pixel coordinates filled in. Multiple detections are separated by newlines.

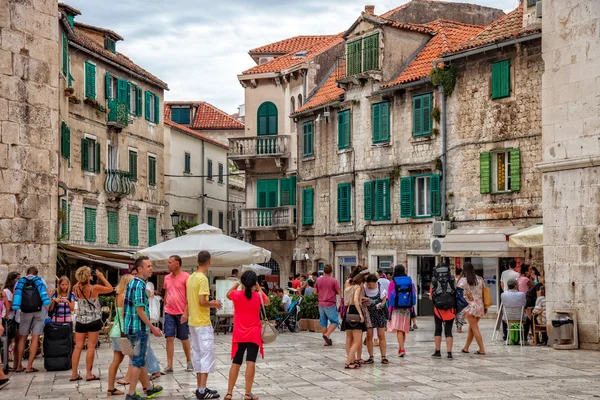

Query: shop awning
left=440, top=226, right=526, bottom=258
left=508, top=225, right=543, bottom=248
left=59, top=244, right=135, bottom=269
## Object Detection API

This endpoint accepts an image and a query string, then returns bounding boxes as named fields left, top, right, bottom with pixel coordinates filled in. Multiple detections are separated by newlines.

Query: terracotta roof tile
left=242, top=35, right=343, bottom=75
left=366, top=14, right=435, bottom=34
left=165, top=102, right=245, bottom=130
left=164, top=120, right=229, bottom=150
left=70, top=27, right=168, bottom=90
left=249, top=35, right=339, bottom=55
left=58, top=2, right=81, bottom=16
left=293, top=59, right=346, bottom=115
left=445, top=7, right=540, bottom=56
left=381, top=19, right=483, bottom=89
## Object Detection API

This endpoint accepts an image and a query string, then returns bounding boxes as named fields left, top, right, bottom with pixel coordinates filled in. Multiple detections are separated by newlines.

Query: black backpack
left=431, top=265, right=456, bottom=310
left=21, top=278, right=43, bottom=313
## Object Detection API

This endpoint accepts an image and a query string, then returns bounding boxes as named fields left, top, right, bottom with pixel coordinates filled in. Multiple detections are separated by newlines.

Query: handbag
left=115, top=304, right=133, bottom=357
left=259, top=290, right=278, bottom=344
left=482, top=285, right=493, bottom=308
left=346, top=313, right=361, bottom=324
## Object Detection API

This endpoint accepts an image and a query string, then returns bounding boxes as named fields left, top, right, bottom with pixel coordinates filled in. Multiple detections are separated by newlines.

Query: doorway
left=338, top=256, right=356, bottom=286
left=417, top=256, right=436, bottom=316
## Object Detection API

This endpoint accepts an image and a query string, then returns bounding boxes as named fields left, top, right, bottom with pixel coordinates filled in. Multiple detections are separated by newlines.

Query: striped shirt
left=124, top=277, right=149, bottom=335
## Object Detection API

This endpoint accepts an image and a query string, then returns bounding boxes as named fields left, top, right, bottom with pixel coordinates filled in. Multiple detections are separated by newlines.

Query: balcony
left=229, top=135, right=291, bottom=171
left=241, top=206, right=296, bottom=231
left=107, top=99, right=128, bottom=128
left=104, top=169, right=136, bottom=197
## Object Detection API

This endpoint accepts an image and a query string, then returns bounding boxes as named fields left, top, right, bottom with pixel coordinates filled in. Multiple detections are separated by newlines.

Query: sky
left=66, top=0, right=520, bottom=115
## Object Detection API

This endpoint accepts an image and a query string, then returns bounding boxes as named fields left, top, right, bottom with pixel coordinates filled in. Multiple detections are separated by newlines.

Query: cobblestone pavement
left=3, top=317, right=600, bottom=399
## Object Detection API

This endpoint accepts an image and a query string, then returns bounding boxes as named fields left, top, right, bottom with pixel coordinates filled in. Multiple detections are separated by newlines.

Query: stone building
left=57, top=3, right=168, bottom=279
left=292, top=2, right=544, bottom=315
left=0, top=0, right=59, bottom=285
left=540, top=0, right=600, bottom=349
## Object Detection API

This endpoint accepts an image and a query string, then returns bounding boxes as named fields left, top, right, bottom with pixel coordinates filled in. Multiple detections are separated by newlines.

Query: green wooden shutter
left=510, top=148, right=521, bottom=192
left=127, top=83, right=133, bottom=114
left=338, top=109, right=351, bottom=149
left=381, top=102, right=390, bottom=142
left=480, top=152, right=491, bottom=194
left=492, top=60, right=510, bottom=99
left=218, top=212, right=224, bottom=229
left=218, top=163, right=223, bottom=183
left=136, top=87, right=143, bottom=116
left=372, top=103, right=381, bottom=143
left=364, top=34, right=379, bottom=71
left=148, top=217, right=157, bottom=246
left=84, top=61, right=96, bottom=99
left=364, top=181, right=373, bottom=220
left=84, top=208, right=96, bottom=242
left=148, top=156, right=156, bottom=185
left=129, top=150, right=138, bottom=181
left=257, top=103, right=267, bottom=136
left=400, top=177, right=413, bottom=218
left=413, top=95, right=422, bottom=137
left=430, top=174, right=441, bottom=216
left=303, top=121, right=314, bottom=157
left=107, top=211, right=119, bottom=244
left=207, top=210, right=213, bottom=226
left=184, top=152, right=191, bottom=173
left=154, top=94, right=160, bottom=124
left=84, top=208, right=90, bottom=242
left=129, top=214, right=138, bottom=246
left=94, top=141, right=100, bottom=173
left=290, top=175, right=297, bottom=206
left=280, top=177, right=291, bottom=206
left=347, top=40, right=362, bottom=75
left=338, top=183, right=351, bottom=223
left=257, top=180, right=278, bottom=208
left=61, top=122, right=70, bottom=160
left=91, top=209, right=96, bottom=242
left=422, top=93, right=432, bottom=136
left=302, top=188, right=314, bottom=226
left=144, top=91, right=150, bottom=120
left=375, top=179, right=390, bottom=220
left=81, top=138, right=88, bottom=171
left=62, top=33, right=69, bottom=77
left=105, top=72, right=111, bottom=99
left=61, top=199, right=67, bottom=236
left=207, top=159, right=213, bottom=180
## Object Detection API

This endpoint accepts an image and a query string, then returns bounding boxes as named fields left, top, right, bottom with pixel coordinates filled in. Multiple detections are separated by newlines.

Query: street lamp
left=161, top=211, right=181, bottom=238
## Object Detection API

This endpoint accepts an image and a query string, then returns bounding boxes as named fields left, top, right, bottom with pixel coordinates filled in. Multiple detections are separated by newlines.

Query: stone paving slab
left=3, top=317, right=600, bottom=399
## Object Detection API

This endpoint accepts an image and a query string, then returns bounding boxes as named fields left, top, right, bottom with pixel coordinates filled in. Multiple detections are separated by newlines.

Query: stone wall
left=0, top=0, right=59, bottom=285
left=541, top=0, right=600, bottom=349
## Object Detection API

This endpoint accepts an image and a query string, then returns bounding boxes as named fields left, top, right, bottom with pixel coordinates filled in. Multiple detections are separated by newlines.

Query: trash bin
left=552, top=316, right=574, bottom=344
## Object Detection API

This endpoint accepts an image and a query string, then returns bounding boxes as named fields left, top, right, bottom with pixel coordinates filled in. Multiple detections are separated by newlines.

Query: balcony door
left=257, top=179, right=278, bottom=226
left=257, top=102, right=278, bottom=154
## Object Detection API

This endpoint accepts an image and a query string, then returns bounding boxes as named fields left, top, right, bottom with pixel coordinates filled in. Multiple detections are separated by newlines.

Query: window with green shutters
left=127, top=82, right=140, bottom=115
left=480, top=148, right=520, bottom=194
left=81, top=137, right=100, bottom=173
left=400, top=174, right=441, bottom=218
left=107, top=211, right=119, bottom=244
left=303, top=121, right=314, bottom=157
left=346, top=33, right=379, bottom=75
left=61, top=199, right=70, bottom=239
left=279, top=176, right=296, bottom=206
left=105, top=37, right=116, bottom=53
left=257, top=102, right=278, bottom=136
left=84, top=207, right=97, bottom=243
left=129, top=150, right=138, bottom=181
left=231, top=219, right=236, bottom=234
left=145, top=91, right=160, bottom=124
left=363, top=33, right=379, bottom=71
left=412, top=93, right=432, bottom=137
left=148, top=155, right=156, bottom=186
left=338, top=110, right=351, bottom=149
left=84, top=61, right=96, bottom=99
left=218, top=163, right=224, bottom=183
left=218, top=212, right=224, bottom=230
left=491, top=59, right=511, bottom=99
left=184, top=152, right=191, bottom=173
left=338, top=183, right=351, bottom=223
left=207, top=159, right=213, bottom=181
left=148, top=217, right=157, bottom=246
left=61, top=121, right=70, bottom=162
left=129, top=214, right=138, bottom=246
left=302, top=188, right=314, bottom=226
left=257, top=179, right=278, bottom=208
left=171, top=107, right=191, bottom=125
left=62, top=32, right=69, bottom=78
left=364, top=179, right=390, bottom=221
left=372, top=102, right=390, bottom=144
left=346, top=40, right=362, bottom=76
left=207, top=209, right=213, bottom=226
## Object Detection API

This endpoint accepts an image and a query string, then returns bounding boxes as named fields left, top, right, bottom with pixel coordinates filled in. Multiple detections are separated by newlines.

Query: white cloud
left=65, top=0, right=519, bottom=114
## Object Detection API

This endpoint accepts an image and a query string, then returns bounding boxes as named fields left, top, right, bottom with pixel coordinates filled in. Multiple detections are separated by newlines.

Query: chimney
left=365, top=5, right=375, bottom=15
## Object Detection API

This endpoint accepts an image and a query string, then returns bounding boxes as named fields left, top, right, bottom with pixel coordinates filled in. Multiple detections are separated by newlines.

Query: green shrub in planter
left=264, top=295, right=282, bottom=321
left=298, top=294, right=319, bottom=319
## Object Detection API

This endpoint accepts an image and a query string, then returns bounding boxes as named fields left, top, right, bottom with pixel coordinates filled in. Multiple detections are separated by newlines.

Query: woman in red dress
left=225, top=271, right=269, bottom=400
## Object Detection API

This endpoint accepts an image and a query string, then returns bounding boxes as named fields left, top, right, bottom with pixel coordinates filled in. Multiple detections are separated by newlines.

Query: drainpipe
left=201, top=140, right=205, bottom=223
left=439, top=85, right=447, bottom=220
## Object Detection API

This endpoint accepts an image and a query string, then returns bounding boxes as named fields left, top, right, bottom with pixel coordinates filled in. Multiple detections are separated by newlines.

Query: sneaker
left=146, top=385, right=164, bottom=399
left=186, top=361, right=194, bottom=372
left=413, top=324, right=418, bottom=330
left=161, top=366, right=173, bottom=374
left=0, top=378, right=10, bottom=390
left=195, top=388, right=220, bottom=399
left=447, top=352, right=453, bottom=359
left=398, top=349, right=405, bottom=358
left=126, top=394, right=144, bottom=400
left=431, top=350, right=441, bottom=358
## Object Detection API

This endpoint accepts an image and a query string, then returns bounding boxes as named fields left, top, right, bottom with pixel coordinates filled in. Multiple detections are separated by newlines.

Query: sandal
left=14, top=369, right=24, bottom=373
left=117, top=379, right=130, bottom=385
left=86, top=375, right=100, bottom=381
left=355, top=358, right=365, bottom=365
left=475, top=351, right=486, bottom=355
left=69, top=375, right=83, bottom=381
left=363, top=357, right=374, bottom=365
left=381, top=358, right=390, bottom=364
left=224, top=395, right=233, bottom=400
left=244, top=395, right=259, bottom=400
left=149, top=373, right=161, bottom=381
left=344, top=363, right=359, bottom=369
left=25, top=368, right=39, bottom=373
left=461, top=349, right=469, bottom=354
left=107, top=388, right=125, bottom=396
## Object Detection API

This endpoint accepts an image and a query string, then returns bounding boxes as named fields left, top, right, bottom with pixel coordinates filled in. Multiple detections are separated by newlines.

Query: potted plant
left=298, top=294, right=320, bottom=331
left=64, top=87, right=74, bottom=96
left=68, top=95, right=80, bottom=104
left=84, top=97, right=95, bottom=107
left=264, top=295, right=281, bottom=325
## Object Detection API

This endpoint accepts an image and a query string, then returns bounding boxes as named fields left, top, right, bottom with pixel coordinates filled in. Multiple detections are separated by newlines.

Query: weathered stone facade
left=540, top=0, right=600, bottom=349
left=0, top=0, right=59, bottom=285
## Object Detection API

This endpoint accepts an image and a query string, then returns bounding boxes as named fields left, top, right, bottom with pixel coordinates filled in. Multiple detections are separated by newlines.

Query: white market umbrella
left=508, top=225, right=543, bottom=248
left=242, top=264, right=272, bottom=275
left=135, top=224, right=271, bottom=272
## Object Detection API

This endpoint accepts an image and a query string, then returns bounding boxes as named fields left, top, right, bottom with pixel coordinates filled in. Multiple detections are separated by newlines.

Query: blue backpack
left=392, top=276, right=414, bottom=308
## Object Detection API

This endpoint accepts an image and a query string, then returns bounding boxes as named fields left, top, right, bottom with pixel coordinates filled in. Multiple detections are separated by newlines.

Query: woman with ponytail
left=225, top=270, right=269, bottom=400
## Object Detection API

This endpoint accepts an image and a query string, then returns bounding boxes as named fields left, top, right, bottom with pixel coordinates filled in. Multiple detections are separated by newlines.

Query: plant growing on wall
left=430, top=66, right=456, bottom=97
left=430, top=107, right=441, bottom=123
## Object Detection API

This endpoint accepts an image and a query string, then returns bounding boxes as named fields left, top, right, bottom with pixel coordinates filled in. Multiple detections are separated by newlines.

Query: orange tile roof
left=249, top=35, right=339, bottom=55
left=381, top=19, right=483, bottom=89
left=445, top=7, right=540, bottom=56
left=165, top=102, right=245, bottom=130
left=242, top=35, right=343, bottom=76
left=364, top=13, right=435, bottom=35
left=293, top=59, right=346, bottom=115
left=164, top=120, right=229, bottom=150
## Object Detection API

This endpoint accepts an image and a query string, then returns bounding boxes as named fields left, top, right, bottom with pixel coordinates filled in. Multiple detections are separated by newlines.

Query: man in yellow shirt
left=187, top=251, right=222, bottom=399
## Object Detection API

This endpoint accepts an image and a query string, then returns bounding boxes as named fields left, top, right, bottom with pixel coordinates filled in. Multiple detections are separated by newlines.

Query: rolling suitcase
left=43, top=322, right=73, bottom=371
left=0, top=335, right=8, bottom=374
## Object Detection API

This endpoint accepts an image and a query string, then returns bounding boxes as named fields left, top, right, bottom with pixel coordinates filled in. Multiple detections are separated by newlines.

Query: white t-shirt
left=377, top=277, right=390, bottom=292
left=282, top=294, right=292, bottom=312
left=3, top=289, right=19, bottom=322
left=364, top=285, right=387, bottom=300
left=146, top=281, right=155, bottom=297
left=500, top=269, right=520, bottom=291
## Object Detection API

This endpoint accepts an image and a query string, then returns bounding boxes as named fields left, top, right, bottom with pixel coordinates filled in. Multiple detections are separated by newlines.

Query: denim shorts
left=319, top=306, right=339, bottom=328
left=164, top=313, right=189, bottom=340
left=127, top=331, right=149, bottom=368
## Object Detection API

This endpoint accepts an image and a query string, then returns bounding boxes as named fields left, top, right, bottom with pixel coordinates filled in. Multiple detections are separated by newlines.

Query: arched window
left=290, top=97, right=295, bottom=113
left=257, top=101, right=278, bottom=136
left=298, top=94, right=303, bottom=107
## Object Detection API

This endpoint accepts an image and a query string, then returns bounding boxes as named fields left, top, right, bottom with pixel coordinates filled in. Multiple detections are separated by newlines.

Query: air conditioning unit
left=430, top=237, right=444, bottom=255
left=536, top=1, right=542, bottom=18
left=432, top=221, right=449, bottom=237
left=293, top=248, right=306, bottom=261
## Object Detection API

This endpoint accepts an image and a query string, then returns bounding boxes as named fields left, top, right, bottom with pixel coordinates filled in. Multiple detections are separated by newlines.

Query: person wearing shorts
left=162, top=255, right=192, bottom=373
left=314, top=265, right=341, bottom=346
left=187, top=251, right=222, bottom=399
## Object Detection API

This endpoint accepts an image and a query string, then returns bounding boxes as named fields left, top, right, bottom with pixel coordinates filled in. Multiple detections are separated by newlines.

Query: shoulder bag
left=259, top=291, right=278, bottom=344
left=114, top=302, right=133, bottom=357
left=482, top=278, right=493, bottom=308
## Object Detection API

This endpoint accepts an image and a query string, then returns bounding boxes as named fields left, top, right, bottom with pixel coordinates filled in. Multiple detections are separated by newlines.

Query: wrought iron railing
left=104, top=169, right=135, bottom=196
left=107, top=99, right=128, bottom=127
left=241, top=206, right=296, bottom=229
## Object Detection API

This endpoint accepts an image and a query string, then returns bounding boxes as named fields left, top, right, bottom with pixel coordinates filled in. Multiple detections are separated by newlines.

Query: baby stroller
left=276, top=297, right=302, bottom=333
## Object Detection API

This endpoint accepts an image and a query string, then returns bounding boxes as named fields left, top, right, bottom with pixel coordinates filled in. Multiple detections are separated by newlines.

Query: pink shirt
left=163, top=271, right=190, bottom=315
left=314, top=276, right=340, bottom=307
left=517, top=277, right=530, bottom=294
left=230, top=290, right=267, bottom=359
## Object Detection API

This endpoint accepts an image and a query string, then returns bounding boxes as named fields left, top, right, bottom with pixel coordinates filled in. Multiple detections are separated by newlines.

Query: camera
left=91, top=268, right=98, bottom=285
